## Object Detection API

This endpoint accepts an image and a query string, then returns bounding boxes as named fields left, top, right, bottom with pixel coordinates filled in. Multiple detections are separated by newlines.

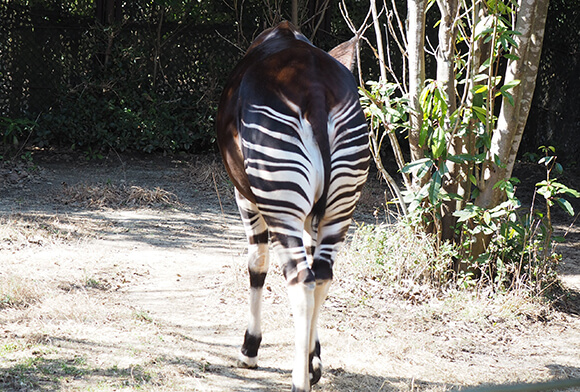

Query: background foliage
left=0, top=0, right=356, bottom=156
left=0, top=0, right=578, bottom=159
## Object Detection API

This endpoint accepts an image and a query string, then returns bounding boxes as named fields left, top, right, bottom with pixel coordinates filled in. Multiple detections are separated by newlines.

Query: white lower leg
left=309, top=280, right=330, bottom=384
left=238, top=286, right=262, bottom=367
left=239, top=242, right=269, bottom=368
left=288, top=281, right=315, bottom=391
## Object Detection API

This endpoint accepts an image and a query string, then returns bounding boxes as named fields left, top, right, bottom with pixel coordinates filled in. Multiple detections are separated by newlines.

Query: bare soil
left=1, top=152, right=580, bottom=392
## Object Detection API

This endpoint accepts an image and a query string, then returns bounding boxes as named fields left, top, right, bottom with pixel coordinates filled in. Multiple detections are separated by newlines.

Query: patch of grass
left=84, top=277, right=111, bottom=291
left=60, top=183, right=181, bottom=209
left=0, top=356, right=89, bottom=390
left=0, top=275, right=44, bottom=309
left=343, top=221, right=455, bottom=302
left=341, top=219, right=555, bottom=322
left=133, top=309, right=154, bottom=323
left=0, top=213, right=97, bottom=250
left=0, top=355, right=163, bottom=391
left=422, top=288, right=552, bottom=326
left=1, top=342, right=22, bottom=355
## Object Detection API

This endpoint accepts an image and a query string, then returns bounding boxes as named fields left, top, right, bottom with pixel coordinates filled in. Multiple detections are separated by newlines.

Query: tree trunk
left=407, top=0, right=427, bottom=188
left=472, top=0, right=550, bottom=258
left=292, top=0, right=299, bottom=27
left=476, top=0, right=550, bottom=209
left=436, top=0, right=461, bottom=243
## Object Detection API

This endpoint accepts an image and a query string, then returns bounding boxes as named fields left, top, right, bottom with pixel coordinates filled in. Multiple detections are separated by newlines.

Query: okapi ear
left=328, top=36, right=358, bottom=72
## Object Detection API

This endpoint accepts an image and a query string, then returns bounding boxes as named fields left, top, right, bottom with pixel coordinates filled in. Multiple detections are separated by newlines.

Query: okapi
left=216, top=21, right=369, bottom=392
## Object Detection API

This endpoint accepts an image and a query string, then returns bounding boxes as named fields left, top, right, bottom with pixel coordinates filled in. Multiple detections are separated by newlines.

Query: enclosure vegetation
left=351, top=0, right=579, bottom=301
left=1, top=0, right=578, bottom=301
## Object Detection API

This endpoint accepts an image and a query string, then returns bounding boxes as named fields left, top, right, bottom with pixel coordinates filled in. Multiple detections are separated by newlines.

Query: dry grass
left=60, top=183, right=180, bottom=209
left=340, top=221, right=455, bottom=303
left=337, top=220, right=556, bottom=324
left=0, top=213, right=104, bottom=251
left=182, top=156, right=235, bottom=201
left=0, top=275, right=45, bottom=310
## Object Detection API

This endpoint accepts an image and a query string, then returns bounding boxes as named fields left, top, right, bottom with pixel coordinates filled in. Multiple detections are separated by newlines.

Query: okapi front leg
left=239, top=242, right=268, bottom=368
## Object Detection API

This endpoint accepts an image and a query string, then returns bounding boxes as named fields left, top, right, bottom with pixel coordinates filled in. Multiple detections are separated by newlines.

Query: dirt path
left=1, top=154, right=580, bottom=392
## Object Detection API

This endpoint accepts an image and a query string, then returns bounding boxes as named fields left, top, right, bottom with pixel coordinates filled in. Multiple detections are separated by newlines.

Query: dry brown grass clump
left=182, top=156, right=235, bottom=201
left=0, top=275, right=45, bottom=309
left=341, top=221, right=455, bottom=302
left=61, top=183, right=180, bottom=208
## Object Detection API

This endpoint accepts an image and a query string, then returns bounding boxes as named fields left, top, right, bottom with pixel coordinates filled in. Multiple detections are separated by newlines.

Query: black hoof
left=310, top=365, right=322, bottom=385
left=309, top=340, right=322, bottom=385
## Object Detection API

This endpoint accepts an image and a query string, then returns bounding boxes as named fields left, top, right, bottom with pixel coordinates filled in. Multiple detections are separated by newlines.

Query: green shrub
left=454, top=147, right=579, bottom=295
left=37, top=86, right=217, bottom=155
left=1, top=117, right=37, bottom=159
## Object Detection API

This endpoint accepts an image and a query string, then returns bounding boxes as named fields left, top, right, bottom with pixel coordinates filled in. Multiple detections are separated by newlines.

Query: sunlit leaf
left=401, top=158, right=433, bottom=175
left=432, top=126, right=446, bottom=159
left=454, top=207, right=479, bottom=222
left=429, top=170, right=442, bottom=205
left=555, top=198, right=575, bottom=216
left=483, top=211, right=491, bottom=225
left=502, top=79, right=520, bottom=90
left=474, top=85, right=488, bottom=94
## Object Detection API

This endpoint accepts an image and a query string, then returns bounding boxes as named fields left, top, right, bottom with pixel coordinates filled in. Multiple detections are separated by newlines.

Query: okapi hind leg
left=303, top=223, right=328, bottom=386
left=235, top=190, right=270, bottom=369
left=309, top=279, right=330, bottom=385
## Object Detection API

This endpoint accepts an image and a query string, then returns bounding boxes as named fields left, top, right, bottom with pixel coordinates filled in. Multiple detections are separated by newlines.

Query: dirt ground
left=1, top=152, right=580, bottom=392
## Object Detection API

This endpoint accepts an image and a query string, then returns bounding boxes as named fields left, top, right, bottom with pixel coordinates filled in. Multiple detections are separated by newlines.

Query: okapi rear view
left=216, top=21, right=369, bottom=392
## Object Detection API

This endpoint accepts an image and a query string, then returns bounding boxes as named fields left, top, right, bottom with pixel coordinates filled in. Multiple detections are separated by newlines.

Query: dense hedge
left=1, top=0, right=577, bottom=158
left=1, top=1, right=244, bottom=155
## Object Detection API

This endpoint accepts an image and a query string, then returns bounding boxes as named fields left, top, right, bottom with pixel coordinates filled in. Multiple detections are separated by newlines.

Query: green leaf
left=556, top=184, right=580, bottom=198
left=431, top=126, right=446, bottom=159
left=474, top=85, right=488, bottom=94
left=447, top=154, right=474, bottom=164
left=502, top=79, right=521, bottom=90
left=429, top=170, right=442, bottom=205
left=473, top=74, right=488, bottom=83
left=478, top=58, right=492, bottom=73
left=472, top=106, right=487, bottom=122
left=416, top=159, right=433, bottom=179
left=483, top=210, right=491, bottom=226
left=402, top=158, right=433, bottom=175
left=419, top=123, right=431, bottom=147
left=474, top=15, right=494, bottom=39
left=500, top=90, right=514, bottom=106
left=555, top=198, right=575, bottom=216
left=505, top=34, right=518, bottom=47
left=469, top=174, right=478, bottom=186
left=499, top=36, right=508, bottom=51
left=504, top=53, right=519, bottom=61
left=454, top=207, right=479, bottom=222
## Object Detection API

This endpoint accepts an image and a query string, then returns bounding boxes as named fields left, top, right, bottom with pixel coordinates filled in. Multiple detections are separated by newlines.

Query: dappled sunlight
left=0, top=207, right=246, bottom=255
left=2, top=156, right=580, bottom=391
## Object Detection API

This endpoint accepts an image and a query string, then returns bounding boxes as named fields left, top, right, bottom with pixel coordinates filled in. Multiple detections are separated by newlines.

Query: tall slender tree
left=361, top=0, right=551, bottom=261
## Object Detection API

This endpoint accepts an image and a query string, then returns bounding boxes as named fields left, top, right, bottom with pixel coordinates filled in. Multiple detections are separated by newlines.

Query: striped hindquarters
left=239, top=94, right=369, bottom=282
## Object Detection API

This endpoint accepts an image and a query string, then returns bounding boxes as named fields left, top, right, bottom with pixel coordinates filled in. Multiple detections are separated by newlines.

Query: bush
left=347, top=220, right=455, bottom=293
left=36, top=85, right=217, bottom=155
